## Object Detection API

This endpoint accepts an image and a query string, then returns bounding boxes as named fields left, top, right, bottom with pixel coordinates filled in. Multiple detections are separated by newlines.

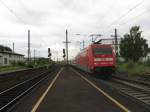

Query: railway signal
left=63, top=48, right=66, bottom=58
left=63, top=29, right=71, bottom=64
left=48, top=48, right=51, bottom=57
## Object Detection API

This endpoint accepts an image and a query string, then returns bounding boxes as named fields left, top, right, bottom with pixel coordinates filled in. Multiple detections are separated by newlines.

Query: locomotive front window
left=93, top=48, right=112, bottom=55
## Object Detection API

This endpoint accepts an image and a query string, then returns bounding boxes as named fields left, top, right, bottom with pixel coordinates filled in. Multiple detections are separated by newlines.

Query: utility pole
left=115, top=28, right=118, bottom=54
left=83, top=40, right=84, bottom=49
left=13, top=42, right=14, bottom=53
left=34, top=49, right=35, bottom=62
left=63, top=29, right=71, bottom=65
left=28, top=30, right=31, bottom=61
left=66, top=29, right=69, bottom=64
left=111, top=28, right=120, bottom=55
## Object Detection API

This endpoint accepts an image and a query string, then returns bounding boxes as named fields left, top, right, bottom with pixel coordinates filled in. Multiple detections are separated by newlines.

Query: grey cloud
left=1, top=0, right=150, bottom=59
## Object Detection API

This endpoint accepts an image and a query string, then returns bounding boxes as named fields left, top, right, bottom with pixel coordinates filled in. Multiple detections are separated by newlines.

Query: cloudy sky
left=0, top=0, right=150, bottom=60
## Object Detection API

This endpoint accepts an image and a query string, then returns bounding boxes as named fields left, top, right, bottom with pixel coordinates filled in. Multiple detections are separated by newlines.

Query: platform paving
left=35, top=67, right=123, bottom=112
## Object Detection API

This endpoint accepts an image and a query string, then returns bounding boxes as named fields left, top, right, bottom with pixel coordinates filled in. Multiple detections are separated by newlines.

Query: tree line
left=120, top=26, right=149, bottom=62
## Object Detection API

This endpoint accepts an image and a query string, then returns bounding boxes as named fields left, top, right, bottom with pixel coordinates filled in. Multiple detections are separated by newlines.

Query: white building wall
left=0, top=53, right=24, bottom=66
left=9, top=55, right=24, bottom=63
left=0, top=53, right=9, bottom=66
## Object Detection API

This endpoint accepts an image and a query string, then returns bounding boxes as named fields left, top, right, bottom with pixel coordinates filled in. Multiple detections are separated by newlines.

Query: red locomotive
left=75, top=43, right=116, bottom=77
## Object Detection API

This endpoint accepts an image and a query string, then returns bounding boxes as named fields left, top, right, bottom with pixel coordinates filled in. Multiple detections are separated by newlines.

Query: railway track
left=0, top=68, right=46, bottom=80
left=111, top=77, right=150, bottom=107
left=0, top=67, right=57, bottom=111
left=71, top=66, right=150, bottom=110
left=0, top=68, right=48, bottom=92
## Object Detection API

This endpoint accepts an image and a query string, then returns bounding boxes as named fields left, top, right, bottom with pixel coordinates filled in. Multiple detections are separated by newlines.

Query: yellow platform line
left=31, top=68, right=63, bottom=112
left=71, top=68, right=131, bottom=112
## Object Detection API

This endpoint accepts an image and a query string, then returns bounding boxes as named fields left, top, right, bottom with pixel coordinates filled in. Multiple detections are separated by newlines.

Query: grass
left=0, top=58, right=53, bottom=74
left=117, top=60, right=150, bottom=77
left=0, top=65, right=28, bottom=74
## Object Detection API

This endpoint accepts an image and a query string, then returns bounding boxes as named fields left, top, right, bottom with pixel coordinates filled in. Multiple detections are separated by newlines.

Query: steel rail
left=0, top=68, right=54, bottom=111
left=111, top=77, right=150, bottom=107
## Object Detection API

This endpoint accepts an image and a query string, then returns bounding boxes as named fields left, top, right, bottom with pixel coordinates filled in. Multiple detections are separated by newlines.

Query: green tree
left=120, top=26, right=148, bottom=62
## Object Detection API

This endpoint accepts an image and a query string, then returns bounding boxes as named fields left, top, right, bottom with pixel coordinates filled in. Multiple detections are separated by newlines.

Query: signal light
left=63, top=48, right=66, bottom=58
left=48, top=48, right=50, bottom=53
left=48, top=48, right=51, bottom=57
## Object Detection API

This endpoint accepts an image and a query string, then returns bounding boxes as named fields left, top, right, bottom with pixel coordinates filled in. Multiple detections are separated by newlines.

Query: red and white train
left=75, top=43, right=116, bottom=77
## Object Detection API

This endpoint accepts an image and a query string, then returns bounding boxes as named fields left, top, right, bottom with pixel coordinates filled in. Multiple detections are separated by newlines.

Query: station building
left=0, top=45, right=24, bottom=66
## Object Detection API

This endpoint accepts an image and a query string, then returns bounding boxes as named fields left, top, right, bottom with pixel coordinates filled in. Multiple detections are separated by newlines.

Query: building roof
left=0, top=51, right=24, bottom=56
left=0, top=45, right=12, bottom=52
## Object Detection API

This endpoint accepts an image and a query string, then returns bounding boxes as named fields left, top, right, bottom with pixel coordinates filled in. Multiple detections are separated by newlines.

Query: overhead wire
left=103, top=0, right=145, bottom=33
left=0, top=0, right=49, bottom=57
left=0, top=0, right=27, bottom=25
left=118, top=8, right=150, bottom=27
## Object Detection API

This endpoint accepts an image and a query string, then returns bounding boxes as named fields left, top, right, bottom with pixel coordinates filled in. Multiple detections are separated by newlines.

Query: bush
left=145, top=59, right=150, bottom=66
left=25, top=61, right=34, bottom=68
left=117, top=60, right=150, bottom=77
left=126, top=61, right=135, bottom=69
left=10, top=61, right=26, bottom=67
left=117, top=57, right=125, bottom=64
left=10, top=61, right=17, bottom=66
left=17, top=61, right=25, bottom=66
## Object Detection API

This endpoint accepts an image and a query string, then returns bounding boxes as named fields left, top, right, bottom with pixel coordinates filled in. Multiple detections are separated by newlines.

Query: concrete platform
left=10, top=67, right=150, bottom=112
left=33, top=67, right=123, bottom=112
